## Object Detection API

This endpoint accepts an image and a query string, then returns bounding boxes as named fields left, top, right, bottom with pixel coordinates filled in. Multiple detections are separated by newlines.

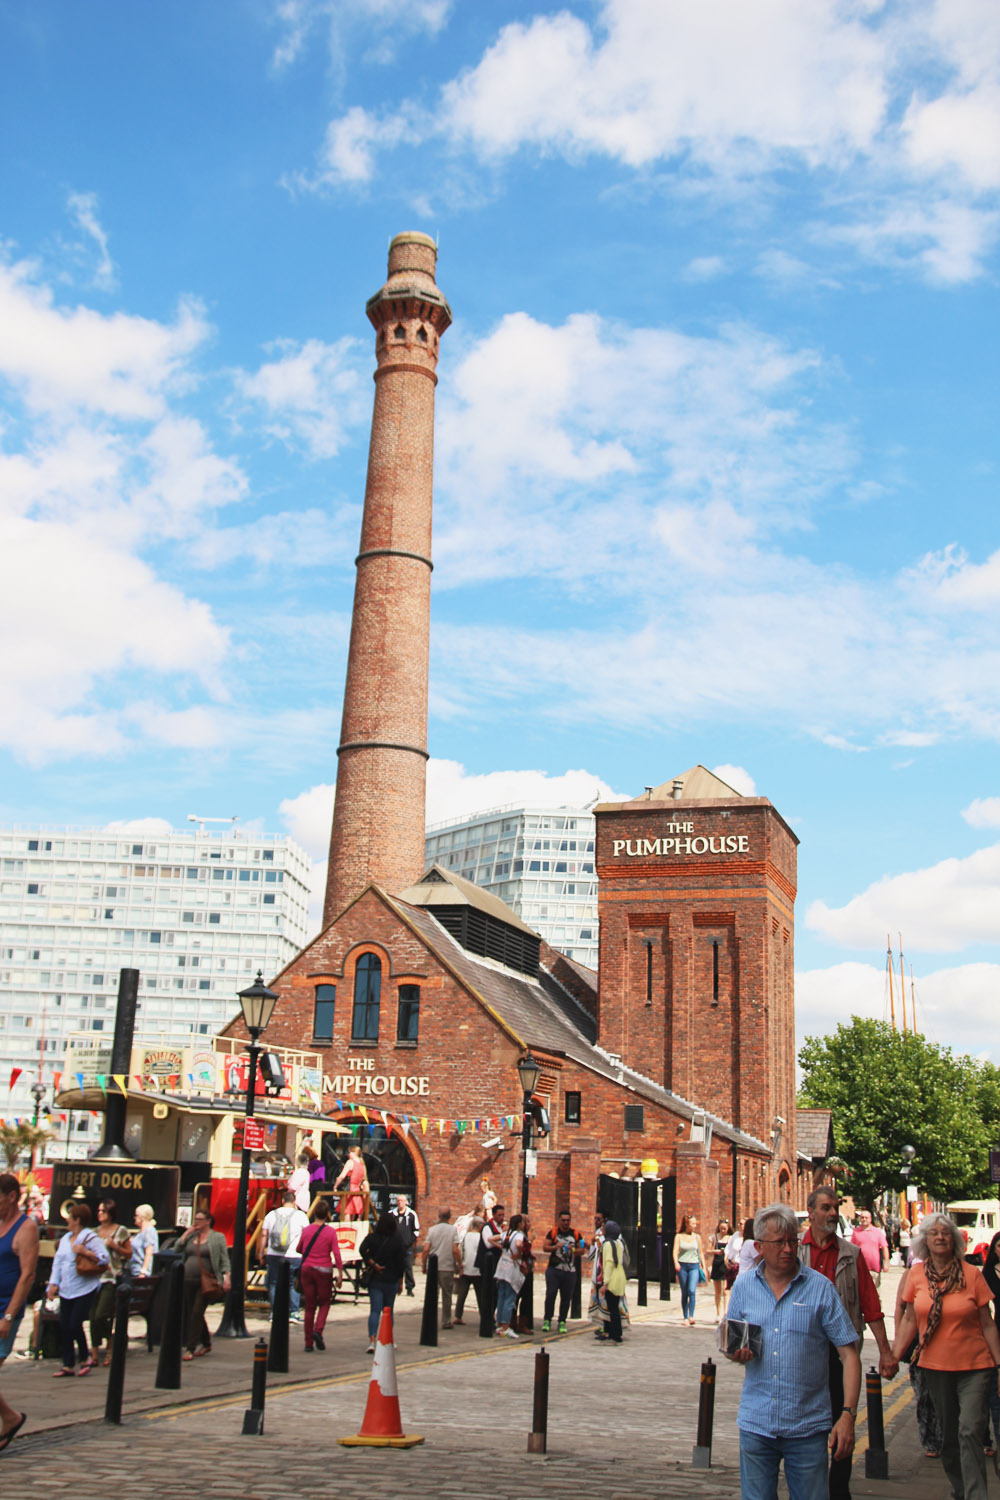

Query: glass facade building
left=424, top=805, right=598, bottom=967
left=0, top=825, right=312, bottom=1154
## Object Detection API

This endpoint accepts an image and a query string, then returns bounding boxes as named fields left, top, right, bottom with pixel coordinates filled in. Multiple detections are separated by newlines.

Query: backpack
left=269, top=1208, right=293, bottom=1252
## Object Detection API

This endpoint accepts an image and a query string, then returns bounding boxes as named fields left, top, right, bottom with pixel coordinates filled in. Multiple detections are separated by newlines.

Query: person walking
left=46, top=1202, right=108, bottom=1376
left=494, top=1214, right=527, bottom=1339
left=673, top=1213, right=707, bottom=1324
left=598, top=1221, right=629, bottom=1344
left=725, top=1203, right=861, bottom=1500
left=709, top=1218, right=732, bottom=1322
left=0, top=1171, right=37, bottom=1449
left=333, top=1145, right=369, bottom=1221
left=980, top=1230, right=1000, bottom=1456
left=891, top=1212, right=1000, bottom=1500
left=261, top=1189, right=308, bottom=1321
left=422, top=1207, right=460, bottom=1329
left=295, top=1198, right=342, bottom=1352
left=90, top=1198, right=132, bottom=1367
left=176, top=1208, right=230, bottom=1359
left=454, top=1215, right=483, bottom=1324
left=359, top=1212, right=405, bottom=1354
left=129, top=1204, right=158, bottom=1280
left=799, top=1186, right=898, bottom=1499
left=541, top=1209, right=584, bottom=1334
left=851, top=1209, right=890, bottom=1288
left=389, top=1193, right=420, bottom=1296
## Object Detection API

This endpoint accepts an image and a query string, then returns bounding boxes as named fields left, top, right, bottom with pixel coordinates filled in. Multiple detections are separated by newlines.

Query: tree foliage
left=798, top=1018, right=1000, bottom=1206
left=0, top=1121, right=52, bottom=1171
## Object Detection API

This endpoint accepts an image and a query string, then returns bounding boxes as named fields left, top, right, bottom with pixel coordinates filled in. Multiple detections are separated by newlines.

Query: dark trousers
left=605, top=1290, right=623, bottom=1342
left=828, top=1344, right=852, bottom=1499
left=544, top=1266, right=575, bottom=1322
left=59, top=1290, right=96, bottom=1369
left=455, top=1274, right=481, bottom=1319
left=90, top=1279, right=118, bottom=1348
left=182, top=1277, right=214, bottom=1352
left=402, top=1247, right=415, bottom=1293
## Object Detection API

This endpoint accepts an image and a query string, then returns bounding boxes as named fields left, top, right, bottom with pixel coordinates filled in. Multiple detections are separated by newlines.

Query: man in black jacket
left=389, top=1193, right=420, bottom=1295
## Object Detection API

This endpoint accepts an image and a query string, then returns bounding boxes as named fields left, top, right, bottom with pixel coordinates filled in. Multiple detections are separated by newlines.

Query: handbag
left=697, top=1264, right=707, bottom=1284
left=197, top=1241, right=224, bottom=1301
left=294, top=1227, right=324, bottom=1294
left=73, top=1232, right=103, bottom=1278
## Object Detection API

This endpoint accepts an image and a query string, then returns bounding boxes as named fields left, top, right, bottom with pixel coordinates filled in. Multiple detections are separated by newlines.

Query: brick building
left=232, top=235, right=806, bottom=1236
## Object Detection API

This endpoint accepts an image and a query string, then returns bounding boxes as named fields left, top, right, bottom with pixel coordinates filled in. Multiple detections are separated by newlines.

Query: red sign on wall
left=243, top=1119, right=265, bottom=1151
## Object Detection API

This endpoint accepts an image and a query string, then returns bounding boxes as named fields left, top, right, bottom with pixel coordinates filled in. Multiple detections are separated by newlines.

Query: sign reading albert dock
left=49, top=1161, right=180, bottom=1228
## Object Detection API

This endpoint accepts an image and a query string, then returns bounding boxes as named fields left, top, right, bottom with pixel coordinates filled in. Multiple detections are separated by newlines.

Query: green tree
left=798, top=1018, right=1000, bottom=1205
left=0, top=1121, right=52, bottom=1171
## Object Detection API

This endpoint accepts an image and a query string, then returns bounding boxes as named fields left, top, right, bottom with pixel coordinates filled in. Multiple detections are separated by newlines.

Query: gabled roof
left=647, top=764, right=744, bottom=800
left=383, top=889, right=772, bottom=1154
left=796, top=1108, right=835, bottom=1161
left=398, top=863, right=537, bottom=936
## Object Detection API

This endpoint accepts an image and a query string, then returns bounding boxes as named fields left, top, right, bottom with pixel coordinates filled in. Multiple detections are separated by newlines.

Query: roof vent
left=671, top=779, right=684, bottom=800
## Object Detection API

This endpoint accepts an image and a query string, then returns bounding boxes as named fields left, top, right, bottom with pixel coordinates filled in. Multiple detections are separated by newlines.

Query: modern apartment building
left=424, top=805, right=598, bottom=967
left=0, top=824, right=313, bottom=1155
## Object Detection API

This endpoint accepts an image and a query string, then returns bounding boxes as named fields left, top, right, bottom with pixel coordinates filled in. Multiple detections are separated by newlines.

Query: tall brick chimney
left=323, top=232, right=451, bottom=926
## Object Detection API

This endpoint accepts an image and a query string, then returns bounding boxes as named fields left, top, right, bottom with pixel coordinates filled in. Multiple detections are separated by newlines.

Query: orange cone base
left=338, top=1434, right=425, bottom=1448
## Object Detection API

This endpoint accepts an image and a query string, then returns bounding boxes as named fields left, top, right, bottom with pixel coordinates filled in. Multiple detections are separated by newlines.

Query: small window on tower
left=393, top=323, right=406, bottom=340
left=416, top=325, right=428, bottom=343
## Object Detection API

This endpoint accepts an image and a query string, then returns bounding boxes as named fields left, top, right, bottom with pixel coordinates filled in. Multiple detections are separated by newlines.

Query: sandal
left=182, top=1351, right=194, bottom=1361
left=193, top=1345, right=211, bottom=1357
left=0, top=1412, right=26, bottom=1451
left=101, top=1352, right=112, bottom=1368
left=77, top=1358, right=96, bottom=1375
left=52, top=1368, right=76, bottom=1378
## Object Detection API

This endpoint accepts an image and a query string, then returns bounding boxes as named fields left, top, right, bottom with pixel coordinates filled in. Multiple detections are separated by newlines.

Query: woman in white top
left=454, top=1215, right=483, bottom=1324
left=494, top=1214, right=527, bottom=1339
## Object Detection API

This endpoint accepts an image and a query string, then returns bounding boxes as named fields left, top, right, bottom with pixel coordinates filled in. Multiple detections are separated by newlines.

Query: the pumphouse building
left=231, top=233, right=803, bottom=1233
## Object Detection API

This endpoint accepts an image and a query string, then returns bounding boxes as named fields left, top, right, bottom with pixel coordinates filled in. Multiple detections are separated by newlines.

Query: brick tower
left=323, top=233, right=451, bottom=927
left=594, top=766, right=798, bottom=1184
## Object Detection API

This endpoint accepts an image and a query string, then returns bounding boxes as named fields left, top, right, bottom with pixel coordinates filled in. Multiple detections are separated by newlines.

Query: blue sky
left=2, top=0, right=999, bottom=1057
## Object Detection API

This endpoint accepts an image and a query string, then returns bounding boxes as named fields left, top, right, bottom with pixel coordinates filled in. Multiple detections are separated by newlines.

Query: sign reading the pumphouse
left=613, top=831, right=750, bottom=857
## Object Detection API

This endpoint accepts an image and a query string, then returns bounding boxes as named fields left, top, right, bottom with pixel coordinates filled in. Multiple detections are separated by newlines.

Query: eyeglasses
left=759, top=1236, right=799, bottom=1246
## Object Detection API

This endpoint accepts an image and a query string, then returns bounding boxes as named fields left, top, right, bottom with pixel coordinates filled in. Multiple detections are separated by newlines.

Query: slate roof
left=384, top=889, right=771, bottom=1154
left=796, top=1108, right=834, bottom=1161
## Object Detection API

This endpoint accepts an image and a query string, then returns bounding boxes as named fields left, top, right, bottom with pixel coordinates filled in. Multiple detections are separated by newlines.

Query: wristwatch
left=844, top=1405, right=858, bottom=1417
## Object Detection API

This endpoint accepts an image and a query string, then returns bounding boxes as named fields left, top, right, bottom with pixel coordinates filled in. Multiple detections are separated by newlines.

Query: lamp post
left=29, top=1081, right=47, bottom=1174
left=900, top=1144, right=917, bottom=1225
left=217, top=970, right=278, bottom=1339
left=517, top=1051, right=541, bottom=1215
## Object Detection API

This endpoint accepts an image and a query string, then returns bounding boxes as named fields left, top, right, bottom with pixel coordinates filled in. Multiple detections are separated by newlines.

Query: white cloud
left=796, top=959, right=1000, bottom=1061
left=710, top=764, right=756, bottom=796
left=807, top=843, right=1000, bottom=952
left=682, top=255, right=727, bottom=282
left=234, top=336, right=368, bottom=458
left=66, top=191, right=116, bottom=291
left=302, top=0, right=1000, bottom=279
left=279, top=781, right=335, bottom=859
left=272, top=0, right=451, bottom=71
left=962, top=798, right=1000, bottom=829
left=103, top=817, right=176, bottom=834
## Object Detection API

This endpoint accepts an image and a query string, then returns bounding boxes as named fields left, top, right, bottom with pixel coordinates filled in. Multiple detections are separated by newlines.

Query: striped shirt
left=727, top=1260, right=857, bottom=1438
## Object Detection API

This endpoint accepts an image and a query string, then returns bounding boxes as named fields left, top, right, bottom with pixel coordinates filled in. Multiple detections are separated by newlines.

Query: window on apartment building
left=565, top=1091, right=581, bottom=1125
left=397, top=985, right=419, bottom=1043
left=313, top=984, right=336, bottom=1043
left=351, top=954, right=381, bottom=1041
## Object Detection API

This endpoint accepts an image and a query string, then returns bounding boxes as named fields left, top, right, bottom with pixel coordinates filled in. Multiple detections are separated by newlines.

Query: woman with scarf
left=597, top=1221, right=628, bottom=1344
left=892, top=1212, right=1000, bottom=1500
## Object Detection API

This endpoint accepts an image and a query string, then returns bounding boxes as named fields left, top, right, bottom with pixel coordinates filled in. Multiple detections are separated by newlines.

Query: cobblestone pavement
left=0, top=1267, right=947, bottom=1497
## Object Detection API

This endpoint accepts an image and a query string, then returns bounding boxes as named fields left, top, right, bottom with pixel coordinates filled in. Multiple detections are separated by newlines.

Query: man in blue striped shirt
left=726, top=1203, right=861, bottom=1500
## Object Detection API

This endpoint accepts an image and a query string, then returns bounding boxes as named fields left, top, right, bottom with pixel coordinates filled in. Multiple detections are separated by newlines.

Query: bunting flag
left=134, top=1074, right=145, bottom=1090
left=53, top=1071, right=62, bottom=1091
left=420, top=1117, right=428, bottom=1134
left=379, top=1109, right=389, bottom=1127
left=112, top=1074, right=128, bottom=1096
left=8, top=1067, right=22, bottom=1091
left=358, top=1106, right=369, bottom=1122
left=75, top=1072, right=85, bottom=1092
left=400, top=1118, right=410, bottom=1138
left=188, top=1073, right=195, bottom=1089
left=58, top=1113, right=67, bottom=1123
left=96, top=1074, right=107, bottom=1095
left=437, top=1118, right=445, bottom=1134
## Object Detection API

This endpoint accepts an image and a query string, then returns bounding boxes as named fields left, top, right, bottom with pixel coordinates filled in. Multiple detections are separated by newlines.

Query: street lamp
left=218, top=970, right=278, bottom=1338
left=30, top=1081, right=48, bottom=1173
left=517, top=1051, right=541, bottom=1215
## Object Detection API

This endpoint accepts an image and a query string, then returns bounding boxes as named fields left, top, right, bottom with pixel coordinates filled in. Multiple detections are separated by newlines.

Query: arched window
left=351, top=953, right=381, bottom=1040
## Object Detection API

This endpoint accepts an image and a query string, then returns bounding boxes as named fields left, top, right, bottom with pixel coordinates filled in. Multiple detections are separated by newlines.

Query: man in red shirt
left=800, top=1187, right=898, bottom=1500
left=851, top=1208, right=890, bottom=1285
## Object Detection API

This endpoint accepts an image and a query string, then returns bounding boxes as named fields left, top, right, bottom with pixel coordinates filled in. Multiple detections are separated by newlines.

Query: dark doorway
left=324, top=1123, right=416, bottom=1218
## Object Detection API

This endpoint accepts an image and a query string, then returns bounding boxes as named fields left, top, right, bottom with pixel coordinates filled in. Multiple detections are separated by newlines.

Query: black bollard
left=479, top=1254, right=496, bottom=1339
left=660, top=1246, right=672, bottom=1301
left=519, top=1268, right=534, bottom=1332
left=527, top=1347, right=550, bottom=1453
left=692, top=1356, right=716, bottom=1468
left=155, top=1258, right=185, bottom=1390
left=570, top=1257, right=582, bottom=1319
left=104, top=1282, right=132, bottom=1424
left=242, top=1338, right=269, bottom=1435
left=420, top=1253, right=439, bottom=1346
left=267, top=1258, right=290, bottom=1373
left=637, top=1240, right=648, bottom=1307
left=864, top=1367, right=890, bottom=1479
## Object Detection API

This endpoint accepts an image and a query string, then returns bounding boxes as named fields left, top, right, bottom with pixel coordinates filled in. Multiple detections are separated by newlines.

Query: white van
left=945, top=1199, right=1000, bottom=1259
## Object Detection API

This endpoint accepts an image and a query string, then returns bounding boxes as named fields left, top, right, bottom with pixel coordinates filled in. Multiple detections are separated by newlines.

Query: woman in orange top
left=892, top=1213, right=1000, bottom=1500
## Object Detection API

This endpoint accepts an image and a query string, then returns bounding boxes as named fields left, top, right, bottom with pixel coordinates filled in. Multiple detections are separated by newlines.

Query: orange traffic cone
left=338, top=1308, right=425, bottom=1448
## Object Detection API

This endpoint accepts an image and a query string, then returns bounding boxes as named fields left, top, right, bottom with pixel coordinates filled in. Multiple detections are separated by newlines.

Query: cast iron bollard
left=420, top=1252, right=439, bottom=1346
left=479, top=1253, right=496, bottom=1338
left=527, top=1347, right=550, bottom=1454
left=660, top=1245, right=672, bottom=1301
left=864, top=1367, right=889, bottom=1479
left=570, top=1257, right=582, bottom=1319
left=267, top=1258, right=290, bottom=1373
left=637, top=1240, right=648, bottom=1307
left=155, top=1258, right=185, bottom=1389
left=104, top=1281, right=132, bottom=1424
left=242, top=1338, right=269, bottom=1435
left=692, top=1356, right=716, bottom=1468
left=519, top=1266, right=534, bottom=1332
